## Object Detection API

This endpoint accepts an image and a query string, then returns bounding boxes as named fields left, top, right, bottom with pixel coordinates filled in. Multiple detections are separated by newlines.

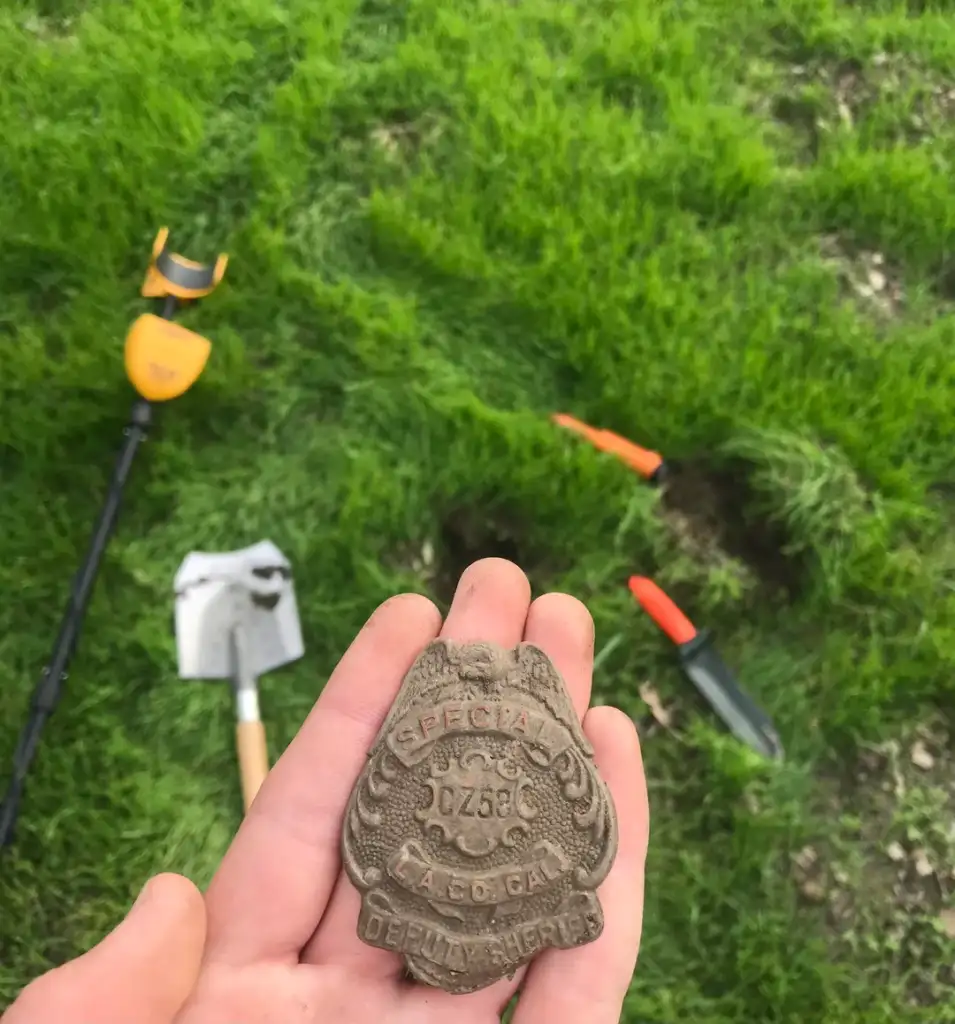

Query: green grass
left=2, top=0, right=955, bottom=1019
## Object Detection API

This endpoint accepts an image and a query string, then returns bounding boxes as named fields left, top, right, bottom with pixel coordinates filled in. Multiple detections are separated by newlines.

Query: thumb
left=3, top=873, right=207, bottom=1024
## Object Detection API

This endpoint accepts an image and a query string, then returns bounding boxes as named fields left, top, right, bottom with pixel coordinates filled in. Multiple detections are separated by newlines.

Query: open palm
left=4, top=560, right=648, bottom=1024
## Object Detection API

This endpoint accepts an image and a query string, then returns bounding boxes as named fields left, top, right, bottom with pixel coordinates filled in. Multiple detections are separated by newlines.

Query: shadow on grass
left=429, top=503, right=564, bottom=611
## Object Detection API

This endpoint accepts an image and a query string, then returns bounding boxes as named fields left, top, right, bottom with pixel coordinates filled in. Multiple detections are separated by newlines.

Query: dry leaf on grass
left=914, top=850, right=935, bottom=878
left=910, top=740, right=935, bottom=771
left=638, top=683, right=673, bottom=729
left=792, top=845, right=819, bottom=872
left=886, top=840, right=906, bottom=863
left=868, top=268, right=886, bottom=292
left=799, top=879, right=827, bottom=904
left=939, top=908, right=955, bottom=939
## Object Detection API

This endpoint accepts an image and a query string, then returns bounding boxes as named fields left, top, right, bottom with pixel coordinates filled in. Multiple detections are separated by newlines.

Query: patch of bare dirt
left=817, top=234, right=905, bottom=320
left=21, top=13, right=78, bottom=42
left=795, top=716, right=955, bottom=1005
left=659, top=458, right=806, bottom=600
left=426, top=505, right=556, bottom=611
left=368, top=114, right=445, bottom=161
left=931, top=261, right=955, bottom=303
left=770, top=51, right=955, bottom=312
left=780, top=52, right=955, bottom=147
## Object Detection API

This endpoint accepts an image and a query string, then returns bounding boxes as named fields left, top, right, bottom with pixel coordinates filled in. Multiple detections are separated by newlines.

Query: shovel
left=174, top=540, right=305, bottom=812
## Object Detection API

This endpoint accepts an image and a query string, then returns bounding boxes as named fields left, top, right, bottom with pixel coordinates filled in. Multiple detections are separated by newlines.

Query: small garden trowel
left=628, top=576, right=784, bottom=760
left=174, top=540, right=305, bottom=811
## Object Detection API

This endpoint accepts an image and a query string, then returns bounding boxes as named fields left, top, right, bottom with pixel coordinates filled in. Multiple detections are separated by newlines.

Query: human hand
left=3, top=559, right=649, bottom=1024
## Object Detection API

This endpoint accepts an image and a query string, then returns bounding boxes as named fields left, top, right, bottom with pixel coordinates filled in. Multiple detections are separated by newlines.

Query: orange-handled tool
left=552, top=414, right=667, bottom=482
left=627, top=576, right=697, bottom=644
left=628, top=576, right=784, bottom=760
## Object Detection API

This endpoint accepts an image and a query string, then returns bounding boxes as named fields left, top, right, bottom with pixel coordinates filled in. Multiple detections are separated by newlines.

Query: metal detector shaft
left=0, top=399, right=154, bottom=846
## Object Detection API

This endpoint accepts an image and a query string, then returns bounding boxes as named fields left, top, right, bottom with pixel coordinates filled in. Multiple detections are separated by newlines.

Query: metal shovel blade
left=174, top=539, right=304, bottom=681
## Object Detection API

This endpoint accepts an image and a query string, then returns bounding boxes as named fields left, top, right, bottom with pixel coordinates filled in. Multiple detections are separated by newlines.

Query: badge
left=342, top=638, right=618, bottom=993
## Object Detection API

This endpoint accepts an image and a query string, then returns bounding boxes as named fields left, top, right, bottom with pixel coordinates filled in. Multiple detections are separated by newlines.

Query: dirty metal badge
left=342, top=638, right=618, bottom=994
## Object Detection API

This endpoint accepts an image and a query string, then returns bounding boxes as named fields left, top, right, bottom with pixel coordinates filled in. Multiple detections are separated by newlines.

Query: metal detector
left=0, top=230, right=228, bottom=847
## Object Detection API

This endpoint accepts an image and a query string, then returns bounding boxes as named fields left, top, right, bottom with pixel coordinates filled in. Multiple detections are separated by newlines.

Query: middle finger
left=301, top=558, right=532, bottom=972
left=405, top=588, right=595, bottom=1015
left=439, top=556, right=532, bottom=645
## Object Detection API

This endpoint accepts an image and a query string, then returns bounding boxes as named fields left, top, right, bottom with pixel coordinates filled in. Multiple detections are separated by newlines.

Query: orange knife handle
left=552, top=413, right=604, bottom=446
left=628, top=576, right=698, bottom=645
left=553, top=414, right=665, bottom=481
left=598, top=432, right=665, bottom=479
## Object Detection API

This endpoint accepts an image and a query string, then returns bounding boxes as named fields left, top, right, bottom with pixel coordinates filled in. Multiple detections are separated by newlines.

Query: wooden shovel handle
left=236, top=720, right=269, bottom=813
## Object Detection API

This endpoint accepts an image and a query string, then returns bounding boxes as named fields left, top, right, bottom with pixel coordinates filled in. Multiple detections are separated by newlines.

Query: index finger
left=202, top=593, right=442, bottom=967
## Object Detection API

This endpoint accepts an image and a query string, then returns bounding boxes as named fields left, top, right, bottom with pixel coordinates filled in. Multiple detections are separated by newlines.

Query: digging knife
left=628, top=576, right=784, bottom=760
